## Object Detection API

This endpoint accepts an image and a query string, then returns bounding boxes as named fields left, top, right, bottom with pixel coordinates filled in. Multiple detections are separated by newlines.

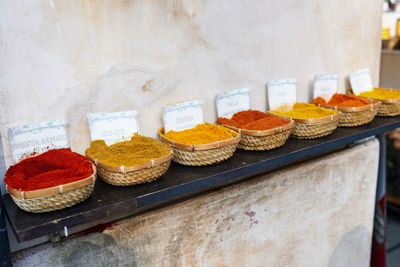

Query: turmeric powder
left=359, top=88, right=400, bottom=100
left=270, top=103, right=337, bottom=119
left=163, top=123, right=235, bottom=145
left=312, top=93, right=370, bottom=107
left=85, top=135, right=171, bottom=166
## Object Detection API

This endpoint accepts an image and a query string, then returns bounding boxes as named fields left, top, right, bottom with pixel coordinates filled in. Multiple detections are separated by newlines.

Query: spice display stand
left=2, top=116, right=400, bottom=243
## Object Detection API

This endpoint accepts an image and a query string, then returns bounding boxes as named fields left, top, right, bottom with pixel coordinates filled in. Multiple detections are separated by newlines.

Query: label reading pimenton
left=87, top=110, right=139, bottom=145
left=163, top=100, right=204, bottom=132
left=349, top=68, right=373, bottom=95
left=216, top=88, right=250, bottom=118
left=314, top=74, right=339, bottom=101
left=8, top=119, right=69, bottom=162
left=267, top=78, right=297, bottom=111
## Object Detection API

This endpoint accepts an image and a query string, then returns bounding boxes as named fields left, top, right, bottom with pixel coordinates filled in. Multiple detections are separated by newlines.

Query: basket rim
left=6, top=163, right=97, bottom=199
left=86, top=150, right=174, bottom=173
left=267, top=111, right=341, bottom=124
left=158, top=127, right=241, bottom=151
left=315, top=98, right=382, bottom=113
left=218, top=120, right=294, bottom=137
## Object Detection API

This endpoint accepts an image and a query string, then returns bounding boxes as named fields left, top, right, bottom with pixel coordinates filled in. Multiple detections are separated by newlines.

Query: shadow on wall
left=327, top=225, right=370, bottom=267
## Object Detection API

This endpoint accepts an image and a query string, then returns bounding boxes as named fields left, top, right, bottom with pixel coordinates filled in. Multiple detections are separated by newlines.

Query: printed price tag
left=216, top=88, right=250, bottom=118
left=349, top=68, right=373, bottom=95
left=163, top=100, right=204, bottom=132
left=87, top=110, right=139, bottom=145
left=267, top=78, right=297, bottom=111
left=314, top=74, right=339, bottom=100
left=8, top=119, right=69, bottom=162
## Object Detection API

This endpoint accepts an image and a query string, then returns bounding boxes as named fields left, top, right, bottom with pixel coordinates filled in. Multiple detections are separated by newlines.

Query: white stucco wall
left=0, top=0, right=383, bottom=172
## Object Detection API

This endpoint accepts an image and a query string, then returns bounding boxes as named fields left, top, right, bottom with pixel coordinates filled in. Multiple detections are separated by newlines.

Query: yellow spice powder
left=359, top=87, right=400, bottom=100
left=85, top=135, right=171, bottom=167
left=164, top=123, right=235, bottom=145
left=270, top=102, right=337, bottom=119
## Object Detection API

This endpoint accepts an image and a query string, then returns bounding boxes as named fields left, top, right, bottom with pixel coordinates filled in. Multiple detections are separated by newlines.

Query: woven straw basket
left=315, top=99, right=381, bottom=127
left=270, top=113, right=342, bottom=139
left=87, top=151, right=173, bottom=186
left=6, top=164, right=97, bottom=213
left=361, top=97, right=400, bottom=117
left=218, top=121, right=294, bottom=151
left=351, top=88, right=400, bottom=117
left=158, top=128, right=241, bottom=166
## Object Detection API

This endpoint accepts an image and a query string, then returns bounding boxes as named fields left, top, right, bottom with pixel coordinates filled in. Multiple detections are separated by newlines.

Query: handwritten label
left=349, top=68, right=373, bottom=95
left=163, top=100, right=204, bottom=132
left=8, top=119, right=69, bottom=162
left=314, top=74, right=339, bottom=100
left=216, top=88, right=250, bottom=118
left=87, top=110, right=139, bottom=145
left=267, top=78, right=297, bottom=111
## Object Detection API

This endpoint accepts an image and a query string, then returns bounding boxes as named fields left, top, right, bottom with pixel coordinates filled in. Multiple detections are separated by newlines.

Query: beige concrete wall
left=0, top=0, right=383, bottom=170
left=380, top=49, right=400, bottom=88
left=12, top=138, right=379, bottom=267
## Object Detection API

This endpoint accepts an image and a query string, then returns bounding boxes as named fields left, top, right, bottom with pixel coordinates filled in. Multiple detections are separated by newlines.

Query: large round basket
left=315, top=99, right=381, bottom=127
left=86, top=151, right=173, bottom=186
left=218, top=121, right=294, bottom=151
left=5, top=164, right=97, bottom=213
left=158, top=128, right=241, bottom=166
left=269, top=113, right=342, bottom=139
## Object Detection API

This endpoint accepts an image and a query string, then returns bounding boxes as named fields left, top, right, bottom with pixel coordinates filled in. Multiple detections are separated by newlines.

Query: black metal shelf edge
left=3, top=117, right=400, bottom=242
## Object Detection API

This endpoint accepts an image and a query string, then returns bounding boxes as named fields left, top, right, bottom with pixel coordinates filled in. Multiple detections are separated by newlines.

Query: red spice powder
left=5, top=148, right=94, bottom=191
left=217, top=110, right=289, bottom=130
left=312, top=93, right=370, bottom=107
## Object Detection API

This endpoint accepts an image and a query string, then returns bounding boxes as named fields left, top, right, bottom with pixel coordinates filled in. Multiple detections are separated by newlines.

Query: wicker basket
left=218, top=121, right=294, bottom=151
left=269, top=113, right=342, bottom=139
left=315, top=99, right=381, bottom=127
left=87, top=151, right=173, bottom=186
left=6, top=164, right=97, bottom=213
left=158, top=128, right=241, bottom=166
left=351, top=88, right=400, bottom=117
left=361, top=97, right=400, bottom=117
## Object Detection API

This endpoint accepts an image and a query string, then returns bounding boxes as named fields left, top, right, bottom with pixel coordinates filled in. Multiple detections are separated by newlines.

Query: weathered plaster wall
left=12, top=139, right=379, bottom=266
left=0, top=0, right=383, bottom=170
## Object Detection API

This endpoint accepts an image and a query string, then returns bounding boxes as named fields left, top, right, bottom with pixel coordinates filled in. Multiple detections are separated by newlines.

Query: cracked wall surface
left=0, top=0, right=382, bottom=173
left=12, top=138, right=379, bottom=267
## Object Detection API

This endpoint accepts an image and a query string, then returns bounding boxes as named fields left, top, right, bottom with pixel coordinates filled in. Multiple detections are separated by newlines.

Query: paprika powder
left=5, top=148, right=94, bottom=191
left=312, top=93, right=370, bottom=107
left=217, top=110, right=290, bottom=130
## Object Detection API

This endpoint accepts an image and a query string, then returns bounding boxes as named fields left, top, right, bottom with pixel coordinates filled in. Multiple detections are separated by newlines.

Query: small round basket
left=269, top=113, right=342, bottom=139
left=158, top=128, right=241, bottom=166
left=86, top=151, right=173, bottom=186
left=5, top=164, right=97, bottom=213
left=315, top=99, right=381, bottom=127
left=361, top=97, right=400, bottom=117
left=218, top=121, right=294, bottom=151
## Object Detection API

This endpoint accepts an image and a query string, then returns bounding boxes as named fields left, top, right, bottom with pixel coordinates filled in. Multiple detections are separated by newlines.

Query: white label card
left=349, top=68, right=373, bottom=95
left=267, top=78, right=297, bottom=111
left=8, top=119, right=69, bottom=162
left=87, top=110, right=139, bottom=145
left=163, top=100, right=204, bottom=132
left=216, top=88, right=250, bottom=118
left=314, top=74, right=339, bottom=100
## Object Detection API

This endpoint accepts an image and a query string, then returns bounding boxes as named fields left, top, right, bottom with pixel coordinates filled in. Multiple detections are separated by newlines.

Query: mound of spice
left=163, top=123, right=235, bottom=145
left=85, top=135, right=171, bottom=167
left=270, top=103, right=337, bottom=119
left=4, top=148, right=94, bottom=191
left=312, top=93, right=370, bottom=107
left=217, top=110, right=290, bottom=130
left=359, top=88, right=400, bottom=100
